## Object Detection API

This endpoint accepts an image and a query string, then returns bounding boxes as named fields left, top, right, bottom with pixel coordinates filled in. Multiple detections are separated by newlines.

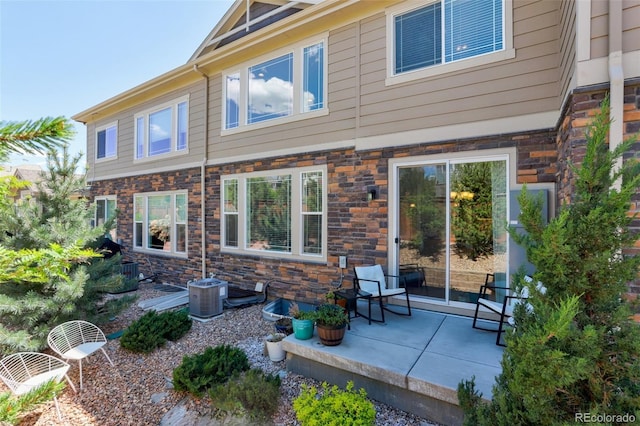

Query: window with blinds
left=394, top=0, right=503, bottom=75
left=221, top=167, right=327, bottom=260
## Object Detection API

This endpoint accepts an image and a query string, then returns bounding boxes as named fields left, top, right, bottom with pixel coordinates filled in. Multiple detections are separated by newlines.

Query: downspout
left=608, top=0, right=624, bottom=190
left=193, top=64, right=209, bottom=279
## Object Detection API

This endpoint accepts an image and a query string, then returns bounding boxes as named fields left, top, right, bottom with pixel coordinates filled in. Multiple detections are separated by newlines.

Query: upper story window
left=223, top=37, right=326, bottom=131
left=134, top=191, right=187, bottom=255
left=134, top=96, right=188, bottom=159
left=96, top=122, right=117, bottom=160
left=388, top=0, right=512, bottom=84
left=221, top=166, right=326, bottom=261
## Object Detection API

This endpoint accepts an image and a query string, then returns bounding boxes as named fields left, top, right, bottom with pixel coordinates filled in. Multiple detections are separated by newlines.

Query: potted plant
left=264, top=332, right=286, bottom=361
left=325, top=290, right=347, bottom=309
left=275, top=317, right=293, bottom=335
left=314, top=303, right=349, bottom=346
left=289, top=302, right=315, bottom=340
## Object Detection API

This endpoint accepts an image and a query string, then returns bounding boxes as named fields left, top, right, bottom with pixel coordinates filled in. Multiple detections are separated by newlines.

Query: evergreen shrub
left=120, top=309, right=191, bottom=353
left=457, top=95, right=640, bottom=424
left=208, top=368, right=281, bottom=421
left=172, top=345, right=249, bottom=397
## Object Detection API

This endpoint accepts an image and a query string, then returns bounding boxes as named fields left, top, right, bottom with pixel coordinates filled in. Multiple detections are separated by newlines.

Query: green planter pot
left=292, top=318, right=314, bottom=340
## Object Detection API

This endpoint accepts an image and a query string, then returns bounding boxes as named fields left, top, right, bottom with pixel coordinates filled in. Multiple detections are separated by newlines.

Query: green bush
left=120, top=309, right=192, bottom=353
left=172, top=345, right=250, bottom=397
left=293, top=381, right=376, bottom=426
left=0, top=379, right=65, bottom=425
left=209, top=368, right=281, bottom=421
left=457, top=96, right=640, bottom=423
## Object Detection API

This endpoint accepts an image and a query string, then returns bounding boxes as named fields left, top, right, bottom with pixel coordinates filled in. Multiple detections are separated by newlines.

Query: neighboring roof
left=14, top=166, right=44, bottom=185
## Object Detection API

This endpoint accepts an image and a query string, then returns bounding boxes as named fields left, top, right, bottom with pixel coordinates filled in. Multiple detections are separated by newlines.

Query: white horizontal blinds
left=175, top=193, right=187, bottom=253
left=395, top=3, right=442, bottom=73
left=301, top=171, right=323, bottom=255
left=223, top=179, right=239, bottom=247
left=134, top=196, right=144, bottom=247
left=246, top=175, right=292, bottom=252
left=444, top=0, right=503, bottom=62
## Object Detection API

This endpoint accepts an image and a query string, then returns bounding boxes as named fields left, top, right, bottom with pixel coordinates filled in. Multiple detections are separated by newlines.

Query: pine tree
left=0, top=121, right=133, bottom=354
left=458, top=96, right=640, bottom=424
left=0, top=116, right=72, bottom=161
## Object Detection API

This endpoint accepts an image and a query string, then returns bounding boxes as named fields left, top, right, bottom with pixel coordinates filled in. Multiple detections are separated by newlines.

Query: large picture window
left=222, top=167, right=326, bottom=260
left=224, top=38, right=326, bottom=130
left=134, top=191, right=187, bottom=254
left=134, top=96, right=189, bottom=159
left=96, top=122, right=117, bottom=160
left=393, top=0, right=504, bottom=75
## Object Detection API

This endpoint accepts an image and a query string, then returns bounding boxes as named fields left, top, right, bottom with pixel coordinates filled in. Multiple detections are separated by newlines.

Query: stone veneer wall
left=555, top=80, right=640, bottom=296
left=90, top=168, right=205, bottom=285
left=91, top=129, right=557, bottom=303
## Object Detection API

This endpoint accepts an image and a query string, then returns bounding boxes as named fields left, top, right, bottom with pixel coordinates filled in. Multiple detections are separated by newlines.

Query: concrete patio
left=282, top=305, right=504, bottom=426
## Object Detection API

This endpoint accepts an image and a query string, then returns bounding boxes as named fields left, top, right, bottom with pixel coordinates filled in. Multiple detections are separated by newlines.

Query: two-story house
left=73, top=0, right=640, bottom=317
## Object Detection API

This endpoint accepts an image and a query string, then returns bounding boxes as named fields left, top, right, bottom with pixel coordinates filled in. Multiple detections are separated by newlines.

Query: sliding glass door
left=397, top=157, right=507, bottom=304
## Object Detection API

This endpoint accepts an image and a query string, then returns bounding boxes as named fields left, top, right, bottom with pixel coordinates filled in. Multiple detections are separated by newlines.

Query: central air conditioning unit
left=188, top=278, right=228, bottom=318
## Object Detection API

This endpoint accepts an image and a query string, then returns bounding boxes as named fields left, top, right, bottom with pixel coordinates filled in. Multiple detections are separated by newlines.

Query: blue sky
left=0, top=0, right=234, bottom=169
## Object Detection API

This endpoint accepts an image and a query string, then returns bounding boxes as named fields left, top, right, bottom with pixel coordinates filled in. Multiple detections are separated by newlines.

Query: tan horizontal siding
left=356, top=0, right=560, bottom=139
left=623, top=3, right=640, bottom=52
left=88, top=81, right=206, bottom=180
left=209, top=24, right=357, bottom=159
left=590, top=0, right=608, bottom=59
left=558, top=0, right=576, bottom=102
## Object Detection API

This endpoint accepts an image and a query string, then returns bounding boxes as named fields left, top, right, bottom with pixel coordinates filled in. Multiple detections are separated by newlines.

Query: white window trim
left=221, top=34, right=328, bottom=134
left=133, top=190, right=188, bottom=257
left=94, top=195, right=117, bottom=240
left=133, top=95, right=190, bottom=161
left=221, top=165, right=328, bottom=262
left=385, top=0, right=515, bottom=86
left=95, top=121, right=118, bottom=162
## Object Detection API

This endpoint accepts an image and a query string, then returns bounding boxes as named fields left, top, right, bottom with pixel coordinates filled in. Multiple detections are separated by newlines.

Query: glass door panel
left=448, top=160, right=507, bottom=303
left=398, top=164, right=447, bottom=300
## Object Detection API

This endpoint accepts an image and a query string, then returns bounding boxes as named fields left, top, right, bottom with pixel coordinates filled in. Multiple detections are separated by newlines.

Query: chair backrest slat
left=0, top=352, right=69, bottom=394
left=48, top=320, right=107, bottom=355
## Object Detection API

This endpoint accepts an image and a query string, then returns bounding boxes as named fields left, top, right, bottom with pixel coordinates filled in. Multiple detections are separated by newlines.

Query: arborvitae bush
left=458, top=96, right=640, bottom=424
left=172, top=345, right=249, bottom=397
left=293, top=381, right=376, bottom=426
left=120, top=309, right=192, bottom=353
left=208, top=368, right=281, bottom=422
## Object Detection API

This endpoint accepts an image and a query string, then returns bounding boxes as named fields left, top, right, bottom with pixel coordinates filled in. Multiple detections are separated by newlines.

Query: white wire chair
left=47, top=320, right=114, bottom=391
left=0, top=352, right=76, bottom=420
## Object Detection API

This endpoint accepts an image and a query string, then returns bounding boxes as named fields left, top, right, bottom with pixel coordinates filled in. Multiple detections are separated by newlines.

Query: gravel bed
left=16, top=281, right=440, bottom=425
